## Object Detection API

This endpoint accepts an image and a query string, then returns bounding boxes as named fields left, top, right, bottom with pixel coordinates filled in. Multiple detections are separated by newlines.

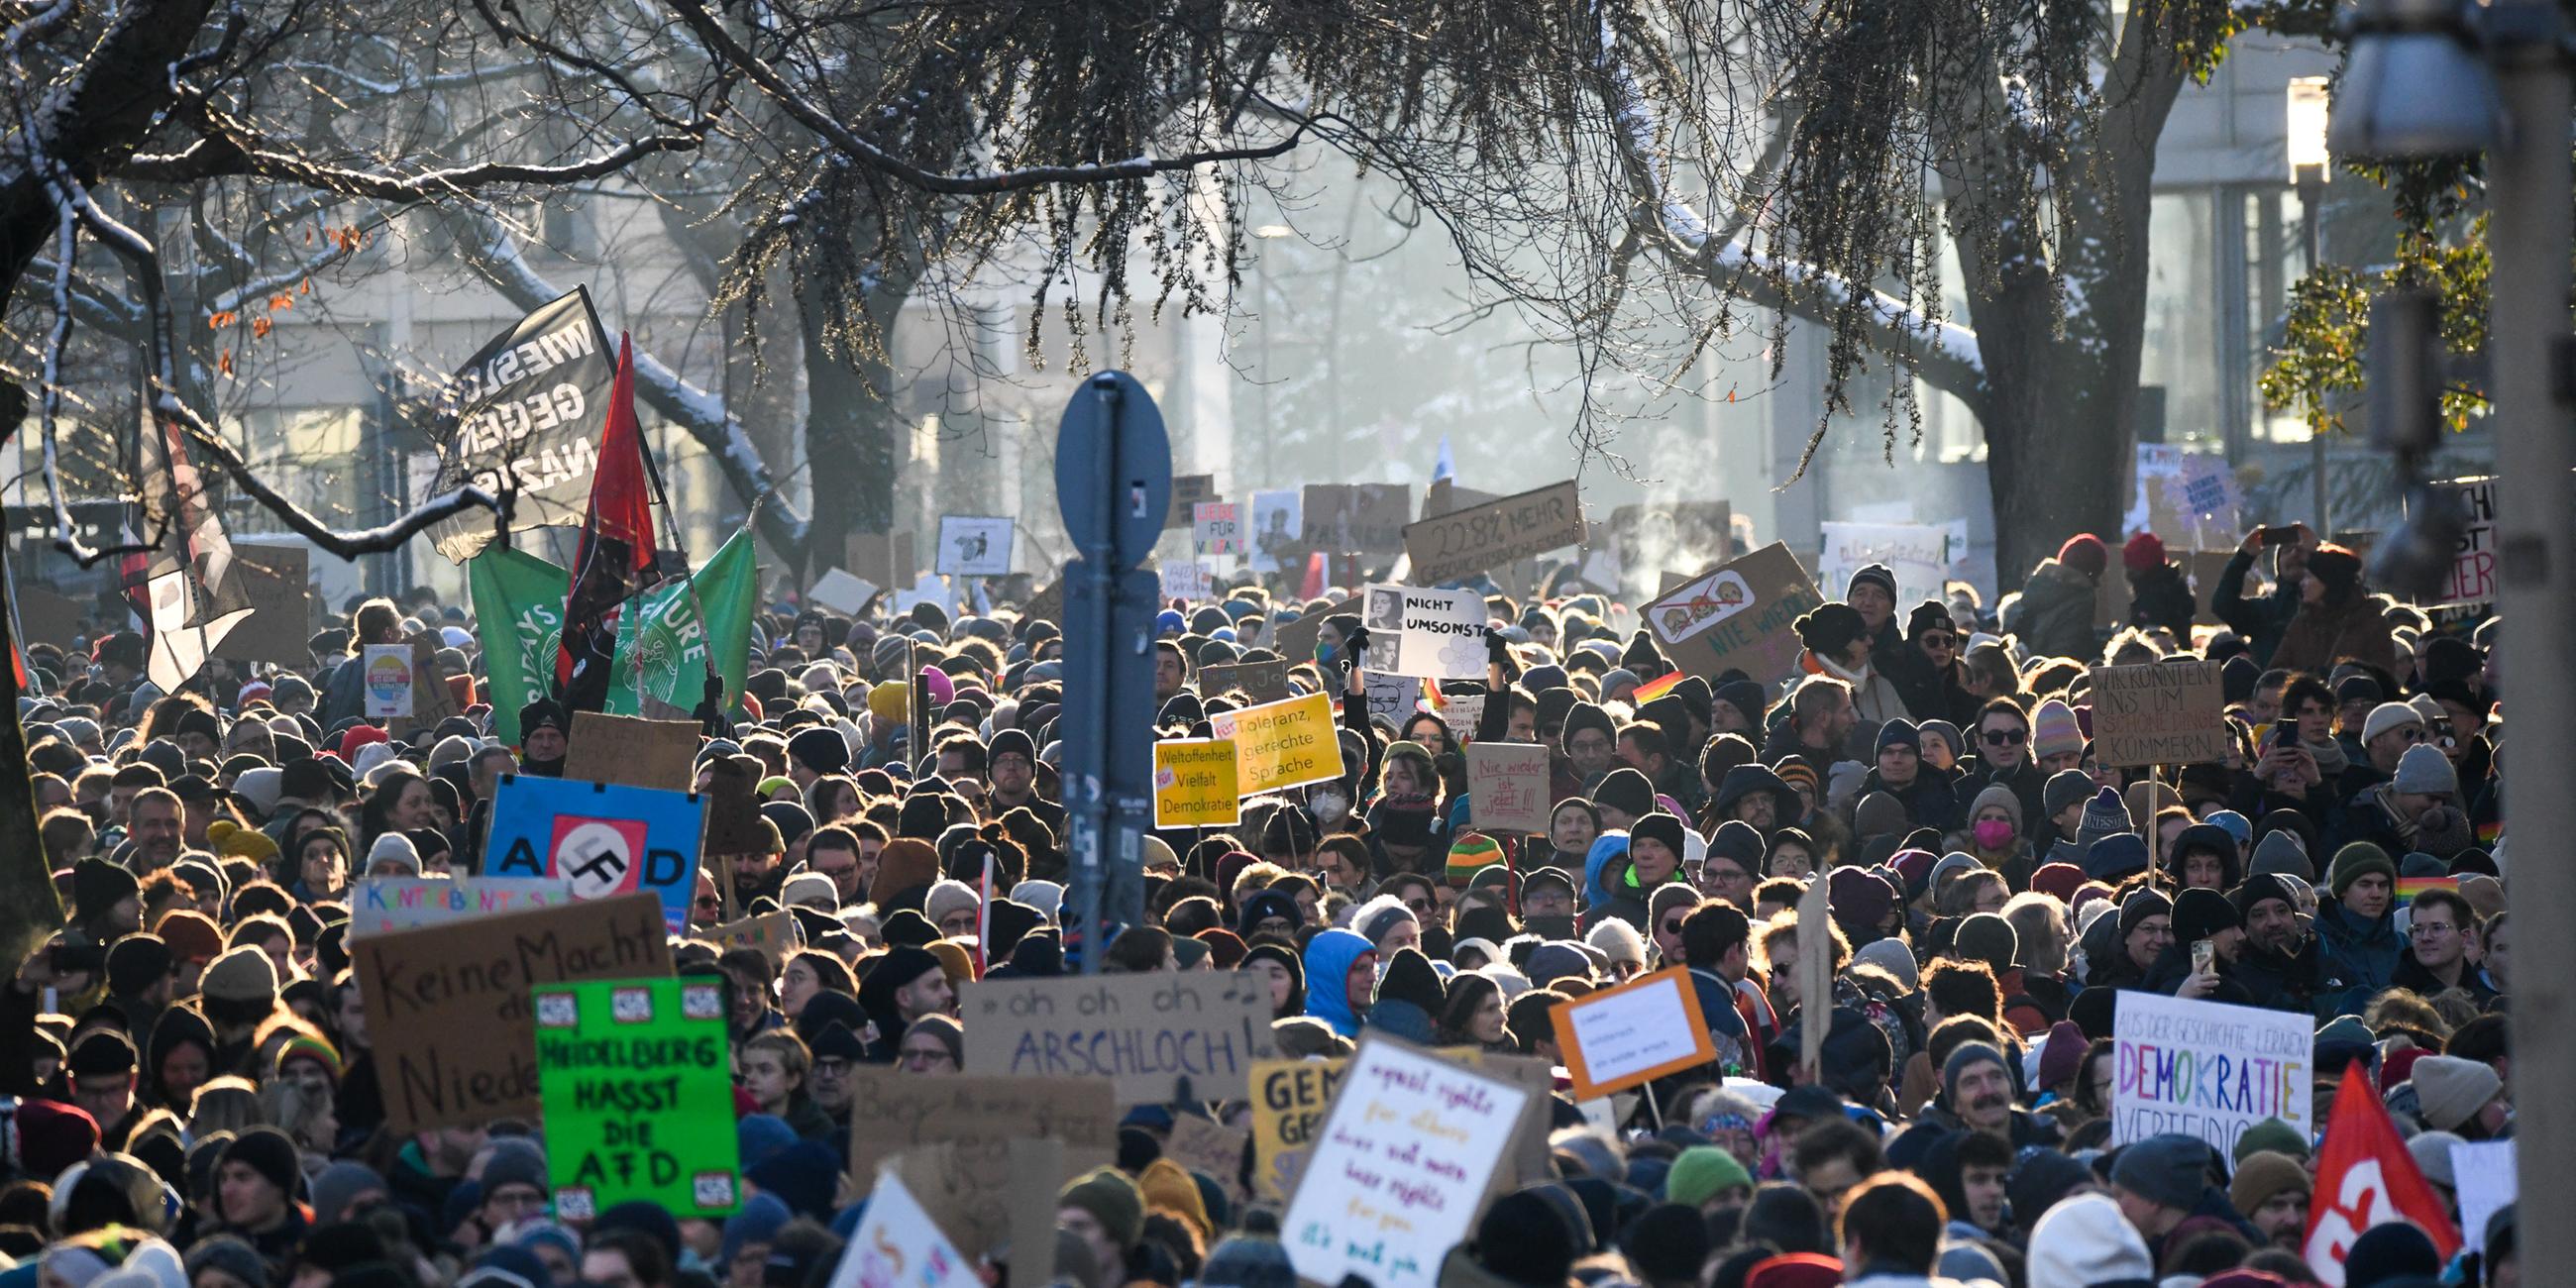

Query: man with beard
left=2228, top=873, right=2320, bottom=1014
left=2228, top=1150, right=2312, bottom=1251
left=1762, top=676, right=1855, bottom=785
left=518, top=698, right=570, bottom=776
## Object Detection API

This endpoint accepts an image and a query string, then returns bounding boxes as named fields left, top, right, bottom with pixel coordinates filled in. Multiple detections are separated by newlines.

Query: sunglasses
left=1982, top=728, right=2028, bottom=745
left=1920, top=634, right=1956, bottom=648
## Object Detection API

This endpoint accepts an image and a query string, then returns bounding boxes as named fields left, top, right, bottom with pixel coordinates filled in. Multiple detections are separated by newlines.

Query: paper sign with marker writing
left=1817, top=521, right=1951, bottom=606
left=1282, top=1037, right=1531, bottom=1288
left=1208, top=692, right=1344, bottom=794
left=1160, top=560, right=1214, bottom=601
left=827, top=1170, right=979, bottom=1288
left=843, top=1070, right=1116, bottom=1195
left=346, top=877, right=575, bottom=938
left=935, top=515, right=1014, bottom=577
left=959, top=972, right=1278, bottom=1103
left=704, top=910, right=801, bottom=972
left=1645, top=543, right=1825, bottom=687
left=1360, top=584, right=1486, bottom=680
left=2112, top=992, right=2311, bottom=1155
left=1249, top=1057, right=1348, bottom=1202
left=534, top=977, right=739, bottom=1219
left=1152, top=739, right=1241, bottom=827
left=1193, top=501, right=1242, bottom=556
left=2450, top=1139, right=2514, bottom=1253
left=1549, top=966, right=1716, bottom=1098
left=2090, top=661, right=2225, bottom=767
left=1466, top=743, right=1552, bottom=833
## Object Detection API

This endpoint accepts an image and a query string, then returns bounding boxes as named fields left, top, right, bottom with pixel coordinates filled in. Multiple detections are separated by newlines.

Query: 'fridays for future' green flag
left=467, top=546, right=569, bottom=746
left=605, top=526, right=758, bottom=719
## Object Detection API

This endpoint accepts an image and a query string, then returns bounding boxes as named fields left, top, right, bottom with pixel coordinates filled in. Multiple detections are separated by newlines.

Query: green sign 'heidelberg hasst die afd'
left=534, top=976, right=742, bottom=1220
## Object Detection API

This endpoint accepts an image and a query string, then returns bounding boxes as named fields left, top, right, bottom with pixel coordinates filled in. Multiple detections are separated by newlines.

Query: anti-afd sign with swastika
left=484, top=774, right=704, bottom=934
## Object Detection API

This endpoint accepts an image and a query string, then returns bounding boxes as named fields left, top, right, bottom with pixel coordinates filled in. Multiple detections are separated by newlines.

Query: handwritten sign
left=1160, top=560, right=1214, bottom=602
left=362, top=644, right=413, bottom=718
left=1363, top=671, right=1421, bottom=726
left=1207, top=692, right=1344, bottom=794
left=1201, top=659, right=1290, bottom=704
left=2451, top=1139, right=2514, bottom=1253
left=1281, top=1037, right=1532, bottom=1288
left=1466, top=744, right=1552, bottom=833
left=1302, top=483, right=1412, bottom=554
left=2090, top=661, right=2226, bottom=767
left=565, top=711, right=700, bottom=794
left=1153, top=739, right=1242, bottom=827
left=1549, top=966, right=1717, bottom=1099
left=1817, top=521, right=1951, bottom=606
left=1644, top=543, right=1826, bottom=687
left=844, top=1070, right=1117, bottom=1204
left=1250, top=1057, right=1349, bottom=1202
left=703, top=910, right=801, bottom=972
left=2414, top=477, right=2496, bottom=608
left=534, top=977, right=739, bottom=1219
left=934, top=515, right=1014, bottom=577
left=1193, top=502, right=1243, bottom=557
left=1403, top=481, right=1583, bottom=585
left=1166, top=474, right=1219, bottom=529
left=1360, top=584, right=1486, bottom=681
left=346, top=877, right=576, bottom=939
left=2112, top=992, right=2311, bottom=1156
left=356, top=893, right=674, bottom=1134
left=960, top=971, right=1277, bottom=1103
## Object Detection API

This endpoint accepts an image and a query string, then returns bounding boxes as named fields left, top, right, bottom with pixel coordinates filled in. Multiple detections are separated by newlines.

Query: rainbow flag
left=2397, top=875, right=2458, bottom=902
left=1633, top=671, right=1685, bottom=703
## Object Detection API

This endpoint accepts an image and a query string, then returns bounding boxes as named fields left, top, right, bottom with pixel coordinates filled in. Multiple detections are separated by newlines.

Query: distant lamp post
left=2286, top=75, right=2333, bottom=531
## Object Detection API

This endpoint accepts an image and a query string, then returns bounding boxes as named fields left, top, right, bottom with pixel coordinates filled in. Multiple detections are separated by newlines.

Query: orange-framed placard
left=1547, top=965, right=1719, bottom=1099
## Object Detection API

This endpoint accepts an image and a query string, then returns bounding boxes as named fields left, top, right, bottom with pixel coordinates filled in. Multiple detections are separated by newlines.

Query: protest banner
left=2090, top=660, right=2226, bottom=767
left=212, top=545, right=311, bottom=664
left=827, top=1170, right=980, bottom=1288
left=1549, top=966, right=1717, bottom=1099
left=356, top=893, right=672, bottom=1134
left=844, top=1070, right=1118, bottom=1196
left=361, top=644, right=413, bottom=718
left=959, top=971, right=1278, bottom=1103
left=1272, top=597, right=1356, bottom=665
left=1403, top=480, right=1583, bottom=585
left=564, top=711, right=700, bottom=794
left=1166, top=474, right=1219, bottom=529
left=1817, top=521, right=1951, bottom=605
left=934, top=515, right=1014, bottom=577
left=606, top=527, right=760, bottom=720
left=1159, top=560, right=1214, bottom=601
left=1644, top=543, right=1827, bottom=687
left=1250, top=1057, right=1348, bottom=1202
left=1152, top=739, right=1241, bottom=827
left=1362, top=671, right=1421, bottom=725
left=1193, top=501, right=1242, bottom=556
left=425, top=287, right=617, bottom=562
left=483, top=775, right=705, bottom=933
left=1466, top=743, right=1552, bottom=833
left=1208, top=691, right=1344, bottom=794
left=1281, top=1036, right=1533, bottom=1288
left=1302, top=483, right=1412, bottom=554
left=2412, top=476, right=2497, bottom=608
left=805, top=568, right=879, bottom=615
left=703, top=910, right=801, bottom=972
left=346, top=877, right=576, bottom=938
left=1201, top=659, right=1290, bottom=704
left=1359, top=583, right=1486, bottom=680
left=2112, top=992, right=2311, bottom=1155
left=534, top=976, right=739, bottom=1219
left=1248, top=488, right=1303, bottom=573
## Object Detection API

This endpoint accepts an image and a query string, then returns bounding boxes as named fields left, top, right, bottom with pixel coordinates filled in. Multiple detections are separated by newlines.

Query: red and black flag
left=553, top=333, right=663, bottom=713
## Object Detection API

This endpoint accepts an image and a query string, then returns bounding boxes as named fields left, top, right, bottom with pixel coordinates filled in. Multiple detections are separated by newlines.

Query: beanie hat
left=1585, top=918, right=1646, bottom=970
left=1057, top=1166, right=1144, bottom=1251
left=1663, top=1145, right=1753, bottom=1207
left=1592, top=768, right=1657, bottom=821
left=1136, top=1158, right=1211, bottom=1239
left=1875, top=719, right=1919, bottom=755
left=72, top=859, right=139, bottom=922
left=1846, top=564, right=1898, bottom=605
left=2042, top=769, right=2095, bottom=821
left=67, top=1029, right=137, bottom=1077
left=2406, top=1130, right=2463, bottom=1189
left=2121, top=531, right=2166, bottom=574
left=2362, top=701, right=2425, bottom=744
left=1941, top=1041, right=2009, bottom=1106
left=311, top=1161, right=390, bottom=1225
left=2392, top=742, right=2458, bottom=796
left=14, top=1099, right=99, bottom=1179
left=1475, top=1190, right=1579, bottom=1287
left=183, top=1240, right=269, bottom=1288
left=1967, top=783, right=2021, bottom=833
left=1952, top=913, right=2017, bottom=973
left=1198, top=1236, right=1296, bottom=1288
left=2026, top=1192, right=2151, bottom=1285
left=199, top=944, right=278, bottom=1006
left=2056, top=534, right=2108, bottom=579
left=1792, top=602, right=1867, bottom=658
left=105, top=935, right=174, bottom=998
left=2029, top=862, right=2085, bottom=905
left=2031, top=699, right=2084, bottom=760
left=2251, top=830, right=2313, bottom=881
left=1852, top=792, right=1907, bottom=841
left=2074, top=787, right=2132, bottom=851
left=220, top=1127, right=302, bottom=1199
left=1628, top=813, right=1686, bottom=867
left=2228, top=1150, right=2310, bottom=1217
left=2170, top=887, right=2242, bottom=946
left=2346, top=1223, right=2440, bottom=1286
left=2116, top=888, right=2173, bottom=941
left=2307, top=544, right=2363, bottom=600
left=2035, top=1020, right=2088, bottom=1091
left=153, top=911, right=222, bottom=965
left=1852, top=938, right=1918, bottom=993
left=2233, top=1117, right=2310, bottom=1165
left=2084, top=833, right=2149, bottom=882
left=2328, top=842, right=2398, bottom=899
left=2108, top=1132, right=2207, bottom=1211
left=2410, top=1054, right=2504, bottom=1131
left=1447, top=833, right=1503, bottom=890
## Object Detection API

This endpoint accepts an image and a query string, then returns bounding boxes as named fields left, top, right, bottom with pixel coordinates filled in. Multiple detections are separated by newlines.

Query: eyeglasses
left=1919, top=634, right=1956, bottom=649
left=1661, top=919, right=1686, bottom=935
left=1403, top=897, right=1434, bottom=913
left=1982, top=728, right=2028, bottom=745
left=2411, top=921, right=2457, bottom=938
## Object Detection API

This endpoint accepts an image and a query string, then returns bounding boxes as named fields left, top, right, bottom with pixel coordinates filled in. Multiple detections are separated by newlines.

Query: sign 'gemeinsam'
left=959, top=971, right=1278, bottom=1103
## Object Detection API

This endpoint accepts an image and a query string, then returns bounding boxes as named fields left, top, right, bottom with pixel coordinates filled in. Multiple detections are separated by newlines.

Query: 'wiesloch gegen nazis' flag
left=422, top=287, right=616, bottom=564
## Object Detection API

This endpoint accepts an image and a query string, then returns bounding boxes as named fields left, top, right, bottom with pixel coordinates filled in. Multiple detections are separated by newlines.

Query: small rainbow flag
left=1633, top=670, right=1686, bottom=703
left=2397, top=875, right=2459, bottom=902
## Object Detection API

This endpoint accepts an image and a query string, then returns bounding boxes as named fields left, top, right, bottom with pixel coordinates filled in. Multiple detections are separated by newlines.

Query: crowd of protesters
left=0, top=517, right=2518, bottom=1288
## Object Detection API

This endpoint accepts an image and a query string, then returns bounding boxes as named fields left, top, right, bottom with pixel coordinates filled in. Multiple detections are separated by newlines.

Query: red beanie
left=337, top=723, right=389, bottom=763
left=2058, top=533, right=2108, bottom=578
left=14, top=1099, right=99, bottom=1180
left=2122, top=531, right=2166, bottom=573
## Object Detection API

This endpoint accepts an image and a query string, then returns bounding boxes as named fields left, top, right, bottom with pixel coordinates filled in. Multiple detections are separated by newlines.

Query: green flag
left=467, top=546, right=569, bottom=745
left=605, top=526, right=759, bottom=719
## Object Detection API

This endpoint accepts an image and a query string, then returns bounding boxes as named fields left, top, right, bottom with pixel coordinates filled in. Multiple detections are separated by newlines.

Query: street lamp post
left=2286, top=76, right=2333, bottom=534
left=2335, top=0, right=2567, bottom=1269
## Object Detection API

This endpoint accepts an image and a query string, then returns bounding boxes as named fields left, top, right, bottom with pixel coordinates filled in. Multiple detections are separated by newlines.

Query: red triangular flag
left=2302, top=1059, right=2460, bottom=1285
left=1300, top=551, right=1326, bottom=602
left=554, top=332, right=664, bottom=711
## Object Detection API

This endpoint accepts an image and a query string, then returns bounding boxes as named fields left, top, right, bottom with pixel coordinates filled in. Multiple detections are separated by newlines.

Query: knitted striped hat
left=1447, top=832, right=1504, bottom=889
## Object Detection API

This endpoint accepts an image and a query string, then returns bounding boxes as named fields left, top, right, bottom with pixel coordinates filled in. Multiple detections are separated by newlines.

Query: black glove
left=1342, top=625, right=1372, bottom=660
left=1484, top=625, right=1511, bottom=664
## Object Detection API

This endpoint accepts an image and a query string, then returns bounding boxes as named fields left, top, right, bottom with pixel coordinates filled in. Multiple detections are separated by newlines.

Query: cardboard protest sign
left=564, top=711, right=700, bottom=794
left=1403, top=480, right=1584, bottom=585
left=1817, top=521, right=1951, bottom=605
left=346, top=877, right=575, bottom=938
left=1193, top=501, right=1242, bottom=556
left=1466, top=743, right=1552, bottom=833
left=1152, top=739, right=1241, bottom=827
left=698, top=757, right=770, bottom=858
left=1549, top=966, right=1717, bottom=1099
left=1644, top=543, right=1826, bottom=687
left=959, top=971, right=1278, bottom=1103
left=2090, top=661, right=2226, bottom=767
left=844, top=1070, right=1117, bottom=1195
left=703, top=910, right=801, bottom=972
left=2111, top=992, right=2311, bottom=1154
left=805, top=569, right=880, bottom=615
left=1359, top=583, right=1486, bottom=680
left=1250, top=1057, right=1348, bottom=1202
left=1281, top=1037, right=1532, bottom=1288
left=484, top=775, right=705, bottom=933
left=1302, top=483, right=1412, bottom=554
left=1165, top=1114, right=1251, bottom=1205
left=1272, top=597, right=1356, bottom=666
left=828, top=1170, right=980, bottom=1288
left=935, top=516, right=1014, bottom=577
left=361, top=645, right=413, bottom=718
left=1207, top=692, right=1344, bottom=794
left=884, top=1141, right=1064, bottom=1284
left=534, top=977, right=740, bottom=1219
left=357, top=893, right=672, bottom=1134
left=1439, top=1046, right=1556, bottom=1191
left=843, top=530, right=917, bottom=589
left=1200, top=659, right=1290, bottom=704
left=212, top=545, right=311, bottom=664
left=405, top=630, right=465, bottom=727
left=2413, top=477, right=2496, bottom=608
left=1444, top=690, right=1488, bottom=741
left=1166, top=474, right=1219, bottom=529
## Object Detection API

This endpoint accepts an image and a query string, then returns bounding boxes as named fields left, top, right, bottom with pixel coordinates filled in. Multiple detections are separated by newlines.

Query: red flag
left=2302, top=1059, right=2460, bottom=1285
left=554, top=333, right=663, bottom=712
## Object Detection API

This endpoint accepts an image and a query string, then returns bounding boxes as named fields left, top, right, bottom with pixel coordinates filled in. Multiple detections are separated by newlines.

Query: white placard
left=361, top=644, right=414, bottom=718
left=2451, top=1139, right=2514, bottom=1253
left=1363, top=671, right=1420, bottom=726
left=934, top=516, right=1015, bottom=577
left=346, top=877, right=578, bottom=938
left=2111, top=992, right=2312, bottom=1156
left=1556, top=968, right=1706, bottom=1095
left=805, top=569, right=880, bottom=615
left=1249, top=490, right=1302, bottom=574
left=1818, top=521, right=1951, bottom=607
left=1282, top=1038, right=1531, bottom=1288
left=1161, top=561, right=1214, bottom=601
left=828, top=1170, right=979, bottom=1288
left=1358, top=583, right=1485, bottom=680
left=1193, top=502, right=1242, bottom=557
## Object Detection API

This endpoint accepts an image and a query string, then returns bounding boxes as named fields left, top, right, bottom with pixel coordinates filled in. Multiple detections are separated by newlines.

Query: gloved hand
left=1484, top=625, right=1511, bottom=664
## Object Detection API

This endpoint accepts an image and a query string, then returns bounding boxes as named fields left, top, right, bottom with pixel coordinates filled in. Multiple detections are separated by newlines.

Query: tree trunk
left=794, top=261, right=914, bottom=578
left=0, top=412, right=69, bottom=967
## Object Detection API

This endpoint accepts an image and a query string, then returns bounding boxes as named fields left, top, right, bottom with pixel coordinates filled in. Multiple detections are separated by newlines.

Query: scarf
left=2303, top=734, right=2349, bottom=777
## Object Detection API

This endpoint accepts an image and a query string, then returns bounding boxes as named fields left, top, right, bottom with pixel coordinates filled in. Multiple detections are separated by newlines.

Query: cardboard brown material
left=1403, top=480, right=1584, bottom=585
left=1642, top=543, right=1827, bottom=687
left=564, top=710, right=699, bottom=794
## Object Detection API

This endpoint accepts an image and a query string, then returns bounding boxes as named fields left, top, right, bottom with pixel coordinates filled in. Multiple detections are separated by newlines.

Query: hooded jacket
left=2125, top=561, right=2199, bottom=639
left=2271, top=593, right=2398, bottom=677
left=1300, top=928, right=1375, bottom=1038
left=2311, top=899, right=2402, bottom=1019
left=2004, top=560, right=2098, bottom=662
left=2212, top=547, right=2301, bottom=667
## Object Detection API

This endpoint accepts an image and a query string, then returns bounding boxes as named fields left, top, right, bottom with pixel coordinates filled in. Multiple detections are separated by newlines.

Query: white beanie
left=232, top=766, right=284, bottom=817
left=366, top=831, right=421, bottom=874
left=1011, top=880, right=1064, bottom=920
left=2025, top=1193, right=2153, bottom=1286
left=924, top=878, right=980, bottom=929
left=1585, top=916, right=1646, bottom=967
left=780, top=871, right=839, bottom=912
left=353, top=740, right=396, bottom=780
left=428, top=734, right=480, bottom=773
